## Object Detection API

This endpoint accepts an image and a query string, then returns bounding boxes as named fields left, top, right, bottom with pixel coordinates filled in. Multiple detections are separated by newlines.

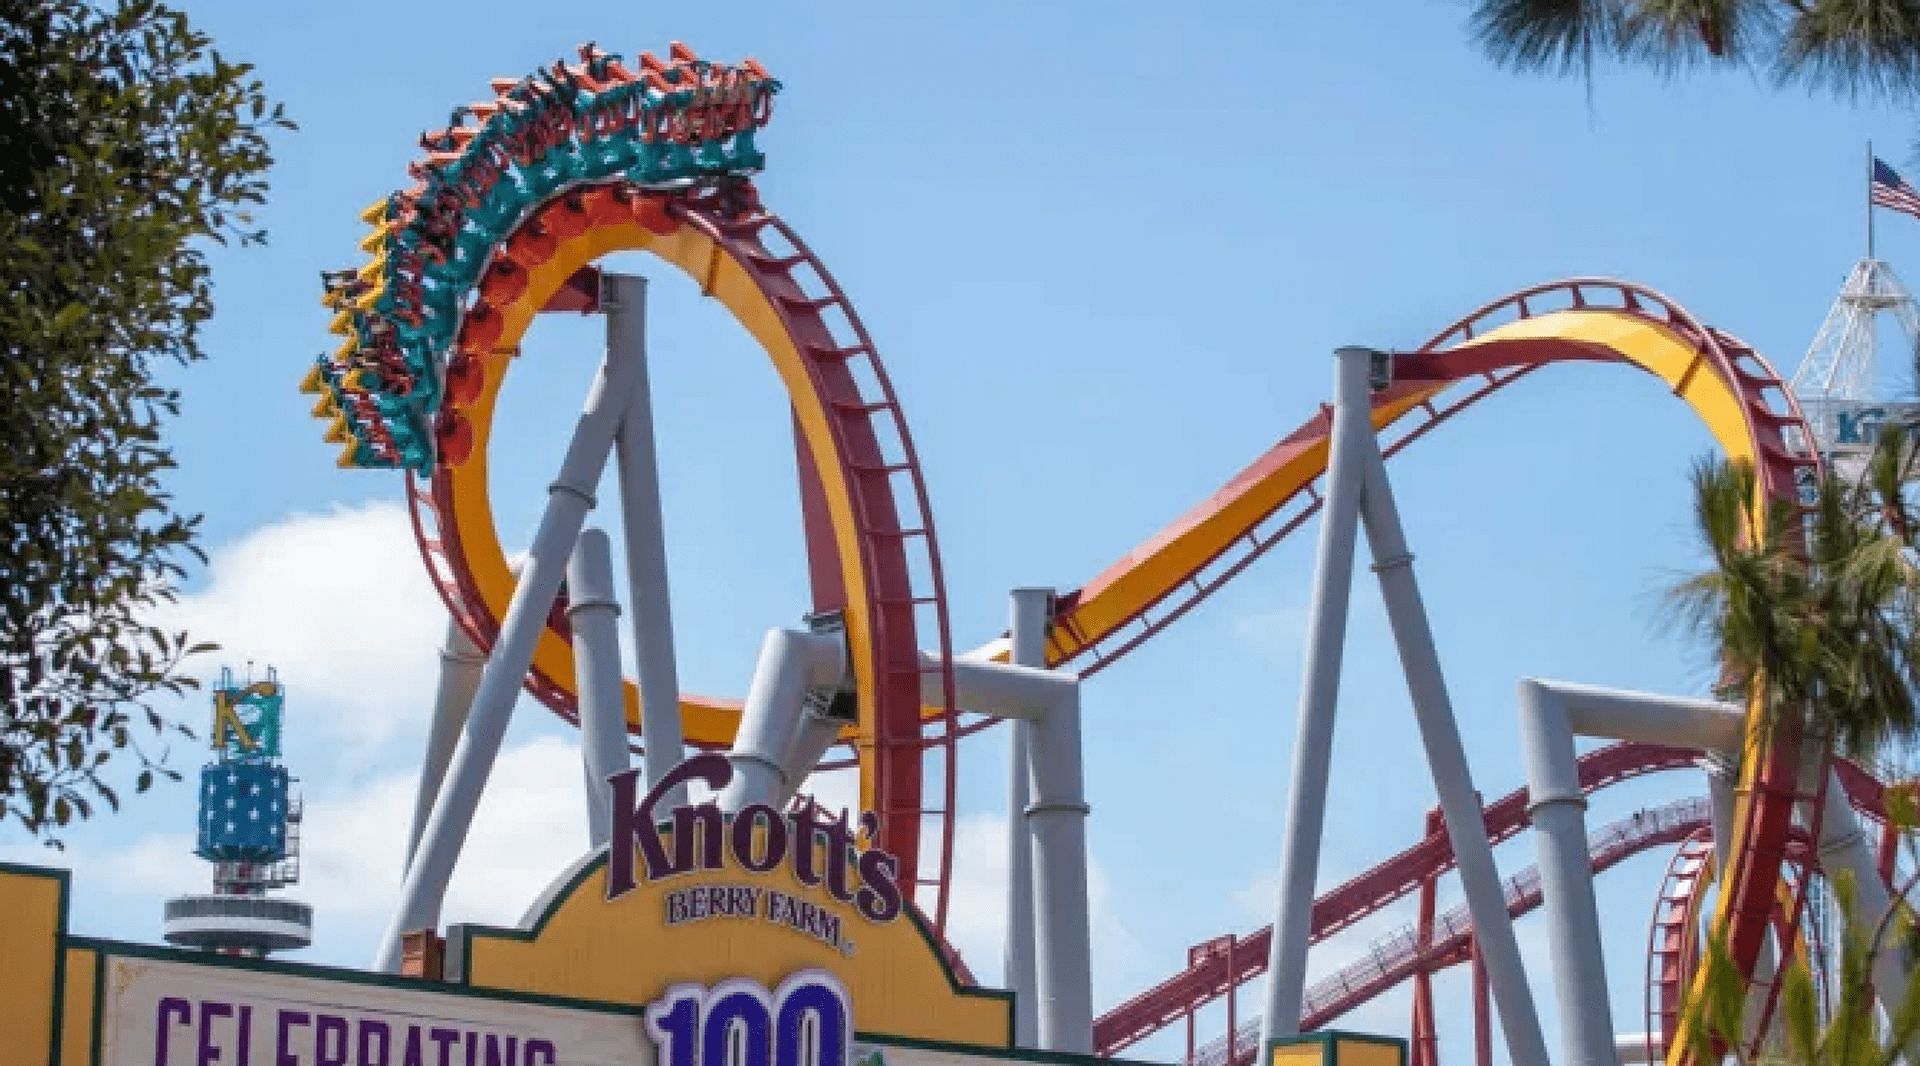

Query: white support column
left=1819, top=771, right=1910, bottom=1016
left=1261, top=347, right=1372, bottom=1046
left=568, top=528, right=631, bottom=849
left=1516, top=680, right=1620, bottom=1066
left=608, top=274, right=689, bottom=809
left=407, top=616, right=486, bottom=867
left=776, top=706, right=849, bottom=809
left=717, top=628, right=846, bottom=812
left=372, top=275, right=645, bottom=973
left=1026, top=679, right=1092, bottom=1053
left=1512, top=681, right=1748, bottom=1066
left=1007, top=588, right=1049, bottom=1048
left=1358, top=440, right=1551, bottom=1066
left=1704, top=754, right=1737, bottom=871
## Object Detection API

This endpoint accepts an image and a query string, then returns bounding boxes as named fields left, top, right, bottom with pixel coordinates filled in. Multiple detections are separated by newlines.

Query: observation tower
left=160, top=666, right=312, bottom=957
left=1789, top=247, right=1920, bottom=476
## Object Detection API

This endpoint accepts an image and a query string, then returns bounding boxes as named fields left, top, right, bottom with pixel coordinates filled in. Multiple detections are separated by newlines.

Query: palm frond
left=1622, top=0, right=1787, bottom=69
left=1777, top=0, right=1920, bottom=98
left=1471, top=0, right=1626, bottom=73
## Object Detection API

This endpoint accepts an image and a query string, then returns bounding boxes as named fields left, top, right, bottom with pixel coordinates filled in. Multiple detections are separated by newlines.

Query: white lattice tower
left=1790, top=258, right=1920, bottom=467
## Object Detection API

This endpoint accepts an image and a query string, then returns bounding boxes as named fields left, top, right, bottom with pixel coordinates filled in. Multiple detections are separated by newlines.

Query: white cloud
left=156, top=502, right=446, bottom=756
left=933, top=812, right=1147, bottom=1004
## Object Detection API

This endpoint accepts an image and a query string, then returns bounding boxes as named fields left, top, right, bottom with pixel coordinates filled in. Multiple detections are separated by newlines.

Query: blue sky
left=7, top=2, right=1920, bottom=1064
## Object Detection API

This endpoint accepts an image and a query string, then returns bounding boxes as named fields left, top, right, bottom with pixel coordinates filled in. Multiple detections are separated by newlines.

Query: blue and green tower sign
left=195, top=668, right=291, bottom=864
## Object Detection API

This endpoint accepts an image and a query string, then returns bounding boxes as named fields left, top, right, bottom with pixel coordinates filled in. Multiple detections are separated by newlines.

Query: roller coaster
left=303, top=42, right=1904, bottom=1066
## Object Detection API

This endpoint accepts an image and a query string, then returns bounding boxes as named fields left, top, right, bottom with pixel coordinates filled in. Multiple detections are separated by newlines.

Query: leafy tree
left=1668, top=440, right=1920, bottom=761
left=1684, top=784, right=1920, bottom=1066
left=1470, top=0, right=1920, bottom=98
left=1666, top=441, right=1920, bottom=1061
left=0, top=0, right=290, bottom=843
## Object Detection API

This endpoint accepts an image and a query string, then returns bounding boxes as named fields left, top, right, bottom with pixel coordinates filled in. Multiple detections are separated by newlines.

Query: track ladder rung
left=851, top=460, right=914, bottom=474
left=779, top=293, right=841, bottom=314
left=805, top=343, right=872, bottom=362
left=720, top=216, right=774, bottom=237
left=748, top=251, right=810, bottom=272
left=832, top=399, right=894, bottom=415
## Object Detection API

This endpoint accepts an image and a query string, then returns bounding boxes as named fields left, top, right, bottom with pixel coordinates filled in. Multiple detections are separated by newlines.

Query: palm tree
left=1470, top=0, right=1920, bottom=99
left=1666, top=437, right=1920, bottom=1063
left=1668, top=434, right=1920, bottom=762
left=1687, top=871, right=1920, bottom=1064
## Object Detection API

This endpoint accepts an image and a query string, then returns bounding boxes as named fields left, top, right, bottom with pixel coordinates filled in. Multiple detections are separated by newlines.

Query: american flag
left=1872, top=157, right=1920, bottom=221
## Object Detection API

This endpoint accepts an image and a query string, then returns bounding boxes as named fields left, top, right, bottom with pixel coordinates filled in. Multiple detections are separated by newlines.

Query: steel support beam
left=1026, top=671, right=1092, bottom=1053
left=1260, top=347, right=1371, bottom=1046
left=608, top=275, right=690, bottom=809
left=717, top=628, right=845, bottom=812
left=568, top=528, right=631, bottom=848
left=1007, top=587, right=1049, bottom=1047
left=1358, top=427, right=1549, bottom=1066
left=407, top=616, right=486, bottom=867
left=374, top=275, right=645, bottom=972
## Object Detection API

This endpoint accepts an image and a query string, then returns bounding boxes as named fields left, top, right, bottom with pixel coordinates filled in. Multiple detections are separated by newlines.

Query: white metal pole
left=776, top=707, right=849, bottom=809
left=608, top=274, right=689, bottom=809
left=717, top=628, right=845, bottom=812
left=1260, top=347, right=1372, bottom=1045
left=1026, top=680, right=1092, bottom=1053
left=372, top=278, right=644, bottom=973
left=1515, top=680, right=1619, bottom=1066
left=568, top=528, right=632, bottom=849
left=1819, top=771, right=1910, bottom=1015
left=407, top=616, right=486, bottom=867
left=1357, top=440, right=1551, bottom=1066
left=1007, top=588, right=1049, bottom=1047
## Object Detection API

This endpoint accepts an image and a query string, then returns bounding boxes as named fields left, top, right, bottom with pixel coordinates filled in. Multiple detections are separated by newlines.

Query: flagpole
left=1868, top=140, right=1877, bottom=260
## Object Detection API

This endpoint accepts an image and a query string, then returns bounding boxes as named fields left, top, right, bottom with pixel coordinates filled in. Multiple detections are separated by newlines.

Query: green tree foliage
left=1685, top=866, right=1920, bottom=1063
left=1470, top=0, right=1920, bottom=98
left=1669, top=436, right=1920, bottom=760
left=1668, top=440, right=1920, bottom=1062
left=0, top=0, right=290, bottom=842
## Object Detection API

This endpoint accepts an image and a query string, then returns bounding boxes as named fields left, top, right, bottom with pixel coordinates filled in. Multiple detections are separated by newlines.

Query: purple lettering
left=237, top=1006, right=253, bottom=1066
left=276, top=1010, right=310, bottom=1066
left=359, top=1020, right=392, bottom=1066
left=428, top=1028, right=459, bottom=1066
left=785, top=801, right=822, bottom=887
left=156, top=997, right=192, bottom=1066
left=402, top=1026, right=425, bottom=1066
left=482, top=1035, right=518, bottom=1066
left=606, top=755, right=731, bottom=899
left=315, top=1014, right=348, bottom=1066
left=856, top=847, right=904, bottom=922
left=672, top=804, right=724, bottom=875
left=820, top=807, right=855, bottom=903
left=525, top=1040, right=556, bottom=1066
left=730, top=804, right=786, bottom=873
left=199, top=1001, right=233, bottom=1065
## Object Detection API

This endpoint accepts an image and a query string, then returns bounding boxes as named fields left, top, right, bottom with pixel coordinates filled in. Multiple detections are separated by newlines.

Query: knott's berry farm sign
left=0, top=747, right=1018, bottom=1064
left=603, top=754, right=904, bottom=956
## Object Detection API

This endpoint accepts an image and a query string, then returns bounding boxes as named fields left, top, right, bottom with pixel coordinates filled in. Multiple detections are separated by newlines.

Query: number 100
left=646, top=971, right=853, bottom=1066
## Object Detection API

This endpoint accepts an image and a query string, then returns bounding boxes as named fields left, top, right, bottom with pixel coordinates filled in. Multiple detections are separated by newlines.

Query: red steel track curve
left=403, top=187, right=964, bottom=932
left=1031, top=279, right=1820, bottom=1066
left=1193, top=797, right=1715, bottom=1066
left=1094, top=742, right=1696, bottom=1054
left=422, top=264, right=1820, bottom=1007
left=1645, top=831, right=1715, bottom=1063
left=1098, top=744, right=1888, bottom=1058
